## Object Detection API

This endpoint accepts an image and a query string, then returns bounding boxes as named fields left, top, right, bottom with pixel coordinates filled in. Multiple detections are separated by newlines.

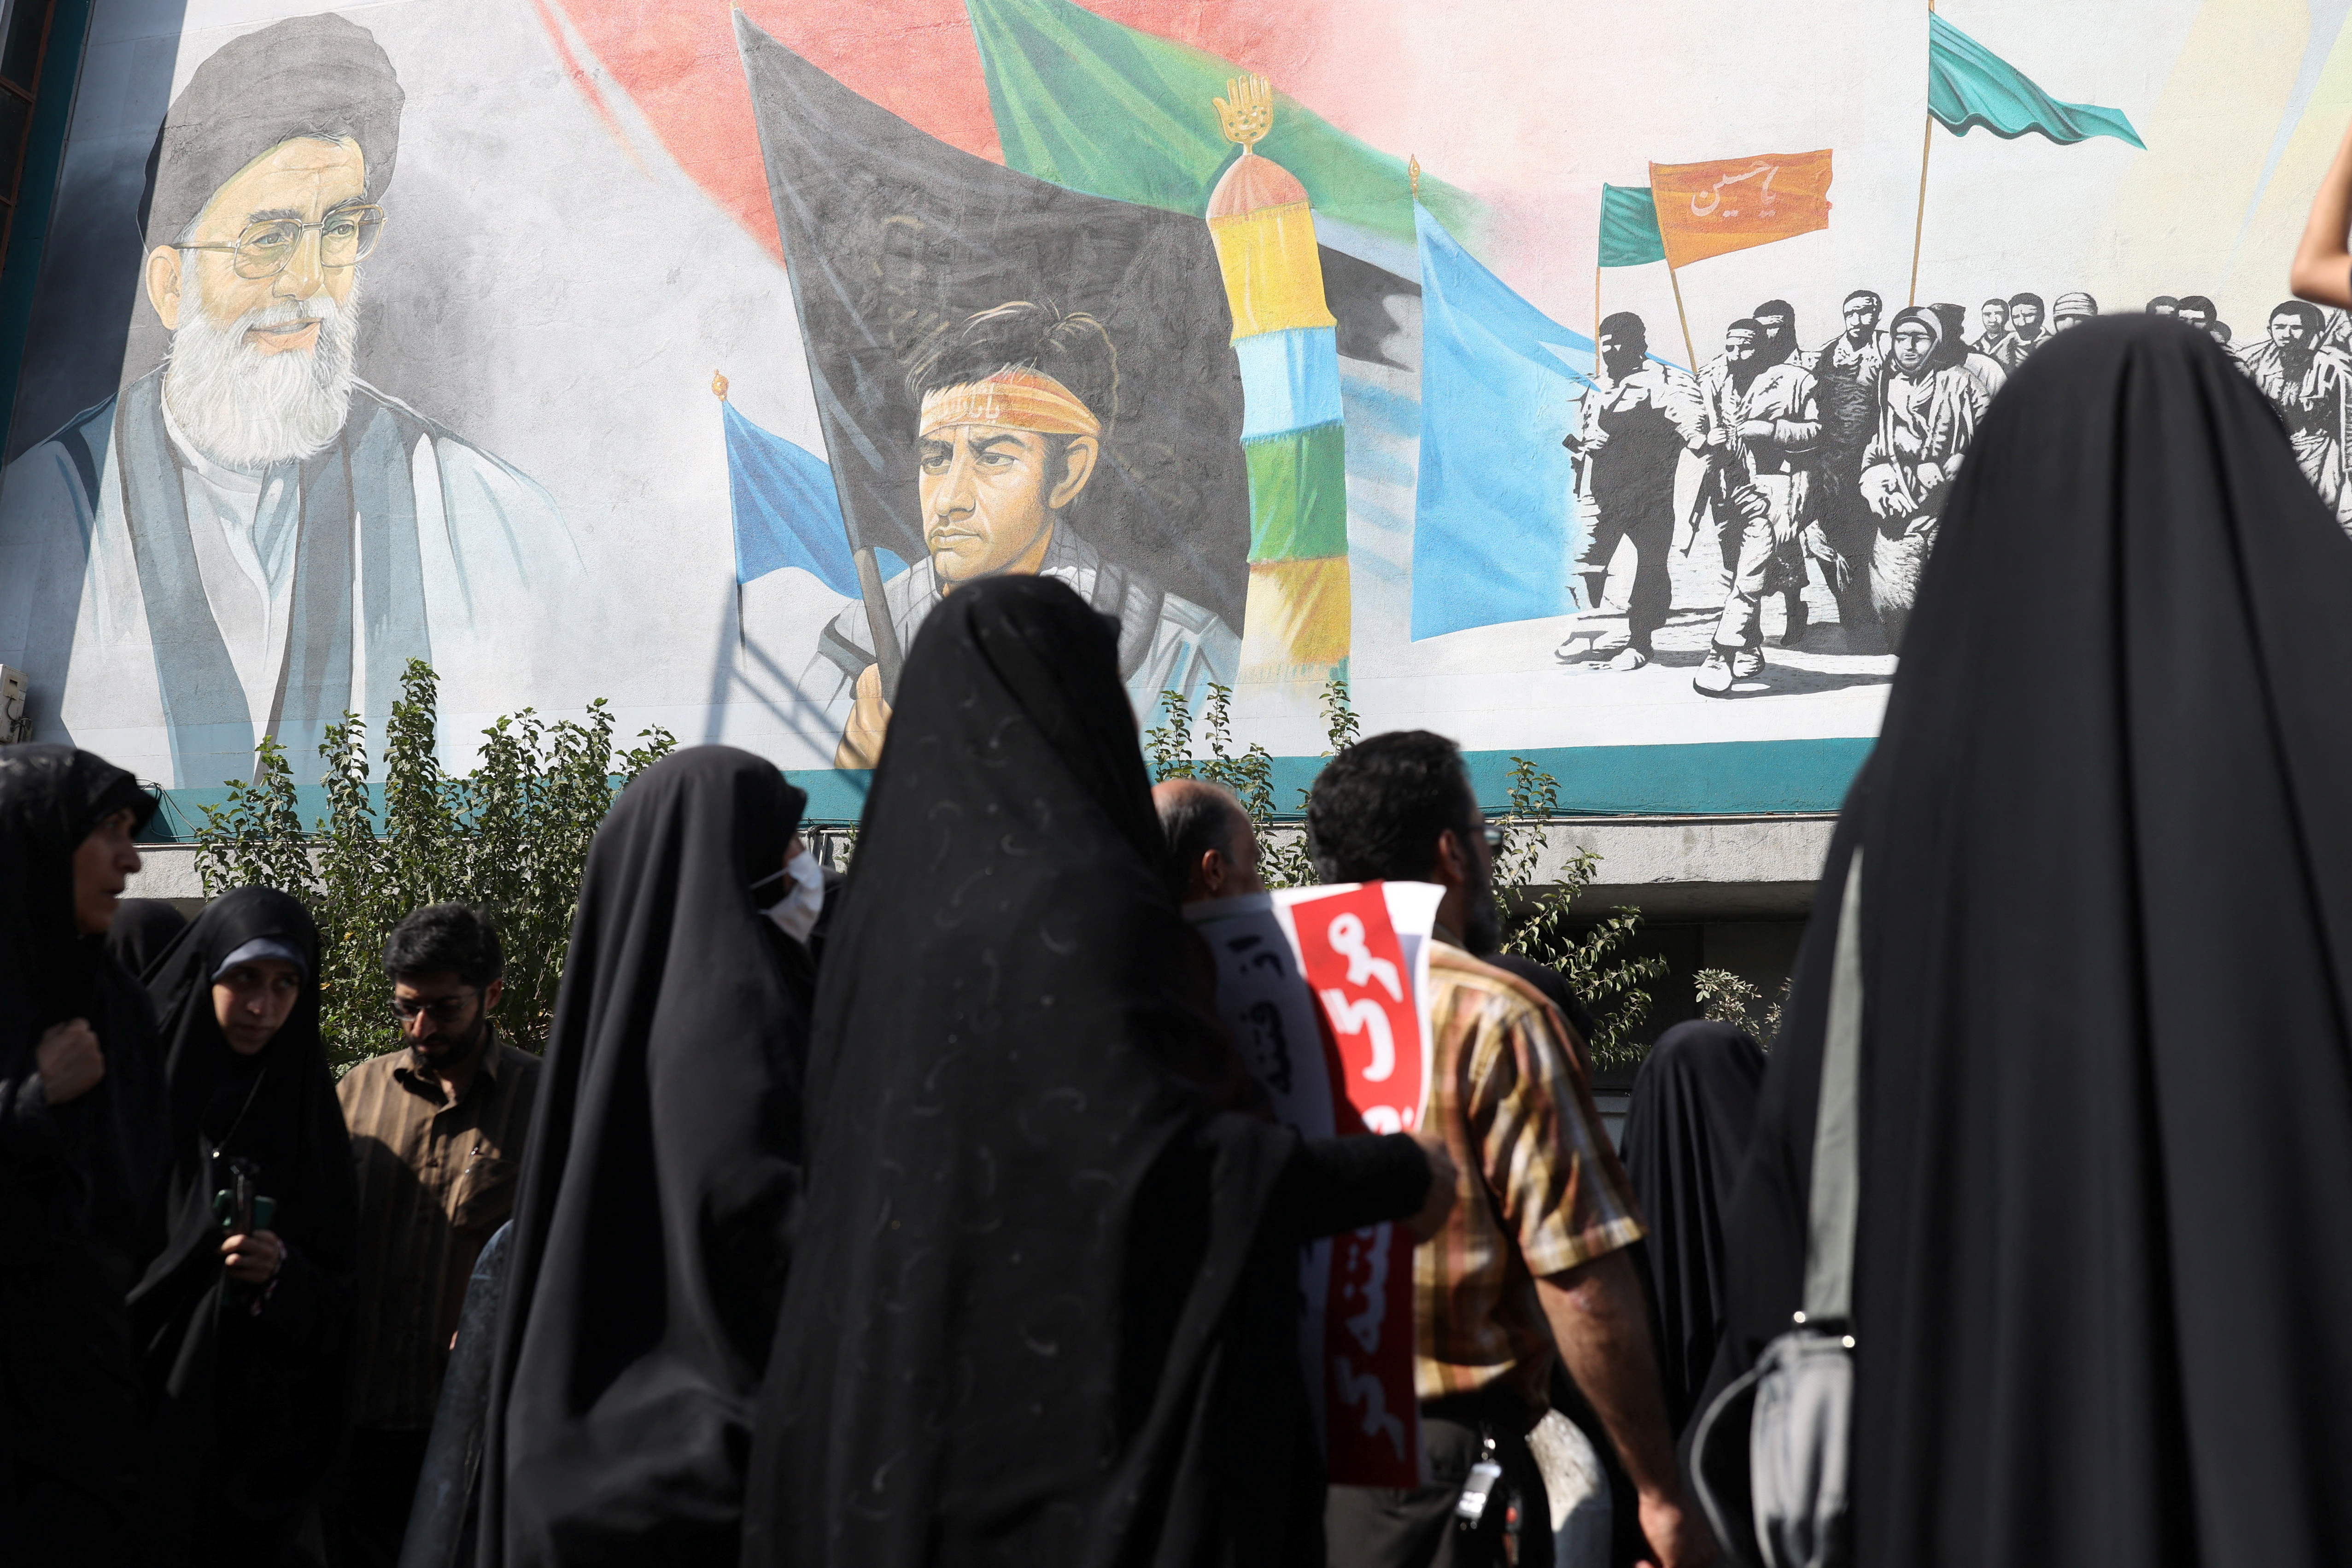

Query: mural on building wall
left=0, top=12, right=579, bottom=789
left=0, top=0, right=2346, bottom=792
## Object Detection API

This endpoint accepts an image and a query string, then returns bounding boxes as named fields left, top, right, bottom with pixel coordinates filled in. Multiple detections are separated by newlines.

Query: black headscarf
left=1618, top=1021, right=1762, bottom=1435
left=0, top=744, right=166, bottom=1531
left=477, top=747, right=812, bottom=1567
left=1704, top=316, right=2352, bottom=1565
left=741, top=575, right=1322, bottom=1568
left=127, top=887, right=355, bottom=1561
left=106, top=898, right=189, bottom=981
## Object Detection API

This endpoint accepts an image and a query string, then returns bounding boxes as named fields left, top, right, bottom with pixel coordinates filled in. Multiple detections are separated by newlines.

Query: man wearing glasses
left=0, top=12, right=577, bottom=789
left=331, top=903, right=542, bottom=1566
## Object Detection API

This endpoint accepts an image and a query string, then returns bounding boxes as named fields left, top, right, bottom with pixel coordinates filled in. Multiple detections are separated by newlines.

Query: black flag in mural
left=733, top=15, right=1250, bottom=664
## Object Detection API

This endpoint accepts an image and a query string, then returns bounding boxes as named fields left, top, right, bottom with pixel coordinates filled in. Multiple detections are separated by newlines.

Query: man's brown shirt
left=337, top=1032, right=541, bottom=1429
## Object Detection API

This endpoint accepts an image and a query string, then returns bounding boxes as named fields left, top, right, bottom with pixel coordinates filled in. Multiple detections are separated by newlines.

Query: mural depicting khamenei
left=0, top=13, right=578, bottom=787
left=817, top=302, right=1239, bottom=768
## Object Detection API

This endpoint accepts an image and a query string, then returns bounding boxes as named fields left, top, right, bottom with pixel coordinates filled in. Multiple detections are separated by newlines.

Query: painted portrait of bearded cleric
left=0, top=12, right=579, bottom=787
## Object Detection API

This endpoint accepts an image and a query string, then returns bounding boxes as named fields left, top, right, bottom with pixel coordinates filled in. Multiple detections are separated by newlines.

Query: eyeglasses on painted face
left=181, top=204, right=387, bottom=281
left=390, top=989, right=476, bottom=1025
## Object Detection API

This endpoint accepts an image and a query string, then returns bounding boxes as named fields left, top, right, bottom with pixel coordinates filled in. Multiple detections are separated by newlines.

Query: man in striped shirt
left=1311, top=733, right=1711, bottom=1568
left=326, top=905, right=541, bottom=1567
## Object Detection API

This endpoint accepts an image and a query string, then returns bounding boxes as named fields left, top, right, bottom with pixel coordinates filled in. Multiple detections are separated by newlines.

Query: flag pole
left=1909, top=0, right=1937, bottom=305
left=1908, top=117, right=1935, bottom=306
left=1667, top=262, right=1697, bottom=370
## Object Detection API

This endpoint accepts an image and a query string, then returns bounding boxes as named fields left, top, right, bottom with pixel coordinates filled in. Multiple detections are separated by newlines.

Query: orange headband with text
left=918, top=368, right=1103, bottom=440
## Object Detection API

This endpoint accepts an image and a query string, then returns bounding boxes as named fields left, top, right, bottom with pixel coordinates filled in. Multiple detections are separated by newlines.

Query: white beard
left=161, top=258, right=360, bottom=470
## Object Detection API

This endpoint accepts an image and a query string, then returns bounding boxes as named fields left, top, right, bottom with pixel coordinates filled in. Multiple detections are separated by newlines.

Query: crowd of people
left=1563, top=285, right=2352, bottom=687
left=12, top=165, right=2352, bottom=1568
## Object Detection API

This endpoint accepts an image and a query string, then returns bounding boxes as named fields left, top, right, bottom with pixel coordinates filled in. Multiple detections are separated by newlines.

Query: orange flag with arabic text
left=1647, top=150, right=1833, bottom=269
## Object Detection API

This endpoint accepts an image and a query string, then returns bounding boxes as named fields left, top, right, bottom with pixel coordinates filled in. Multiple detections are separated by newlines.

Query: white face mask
left=764, top=846, right=825, bottom=946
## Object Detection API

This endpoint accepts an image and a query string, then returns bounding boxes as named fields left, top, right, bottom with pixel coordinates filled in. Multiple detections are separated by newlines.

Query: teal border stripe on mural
left=140, top=738, right=1869, bottom=843
left=780, top=738, right=1872, bottom=823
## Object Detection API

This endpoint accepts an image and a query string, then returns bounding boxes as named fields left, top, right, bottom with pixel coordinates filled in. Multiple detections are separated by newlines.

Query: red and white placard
left=1187, top=880, right=1443, bottom=1487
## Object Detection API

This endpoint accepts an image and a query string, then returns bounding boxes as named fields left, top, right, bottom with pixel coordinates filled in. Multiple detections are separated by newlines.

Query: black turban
left=141, top=12, right=403, bottom=248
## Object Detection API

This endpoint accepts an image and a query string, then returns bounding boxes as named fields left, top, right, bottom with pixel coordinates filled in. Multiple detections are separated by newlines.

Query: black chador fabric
left=128, top=887, right=356, bottom=1562
left=107, top=897, right=189, bottom=981
left=742, top=575, right=1401, bottom=1568
left=0, top=744, right=166, bottom=1544
left=1618, top=1020, right=1762, bottom=1435
left=1703, top=316, right=2352, bottom=1567
left=477, top=747, right=812, bottom=1567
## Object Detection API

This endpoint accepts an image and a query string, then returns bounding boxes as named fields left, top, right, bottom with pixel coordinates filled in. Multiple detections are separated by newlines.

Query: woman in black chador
left=1618, top=1020, right=1763, bottom=1436
left=0, top=744, right=168, bottom=1562
left=129, top=887, right=356, bottom=1564
left=1704, top=315, right=2352, bottom=1565
left=477, top=748, right=815, bottom=1566
left=740, top=574, right=1444, bottom=1568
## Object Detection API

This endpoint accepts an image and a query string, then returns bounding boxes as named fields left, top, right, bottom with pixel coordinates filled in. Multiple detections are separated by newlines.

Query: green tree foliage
left=193, top=660, right=674, bottom=1071
left=1491, top=757, right=1667, bottom=1069
left=1147, top=682, right=1661, bottom=1065
left=1693, top=970, right=1790, bottom=1049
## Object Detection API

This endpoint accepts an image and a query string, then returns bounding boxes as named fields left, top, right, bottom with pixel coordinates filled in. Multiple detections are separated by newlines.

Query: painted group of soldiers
left=1562, top=287, right=2352, bottom=693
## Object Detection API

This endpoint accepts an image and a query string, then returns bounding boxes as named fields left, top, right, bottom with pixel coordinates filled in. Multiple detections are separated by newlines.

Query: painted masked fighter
left=1556, top=314, right=1704, bottom=671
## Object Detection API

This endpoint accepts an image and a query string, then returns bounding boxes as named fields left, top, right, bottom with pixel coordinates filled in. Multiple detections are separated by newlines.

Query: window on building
left=0, top=0, right=56, bottom=269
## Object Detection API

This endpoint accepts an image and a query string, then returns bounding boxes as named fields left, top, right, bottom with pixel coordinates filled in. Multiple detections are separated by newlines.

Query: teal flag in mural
left=1411, top=205, right=1596, bottom=641
left=965, top=0, right=1480, bottom=244
left=1928, top=14, right=2145, bottom=147
left=1597, top=184, right=1666, bottom=268
left=723, top=401, right=907, bottom=592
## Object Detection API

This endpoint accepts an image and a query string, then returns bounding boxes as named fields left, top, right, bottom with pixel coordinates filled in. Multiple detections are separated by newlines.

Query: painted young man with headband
left=816, top=302, right=1238, bottom=768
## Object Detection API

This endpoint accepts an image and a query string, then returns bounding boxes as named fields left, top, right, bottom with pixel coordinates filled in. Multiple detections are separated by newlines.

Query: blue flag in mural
left=723, top=401, right=903, bottom=591
left=1411, top=206, right=1596, bottom=641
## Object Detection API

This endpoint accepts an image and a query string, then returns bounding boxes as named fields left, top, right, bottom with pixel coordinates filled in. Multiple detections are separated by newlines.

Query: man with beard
left=1311, top=731, right=1711, bottom=1568
left=1800, top=291, right=1892, bottom=644
left=1557, top=313, right=1704, bottom=672
left=2241, top=299, right=2352, bottom=529
left=1693, top=320, right=1820, bottom=696
left=1932, top=300, right=2010, bottom=403
left=1993, top=291, right=2049, bottom=369
left=0, top=14, right=577, bottom=789
left=329, top=903, right=542, bottom=1566
left=1970, top=297, right=2010, bottom=353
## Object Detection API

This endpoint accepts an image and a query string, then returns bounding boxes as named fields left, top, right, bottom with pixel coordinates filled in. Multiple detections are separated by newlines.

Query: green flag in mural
left=1928, top=13, right=2144, bottom=147
left=1597, top=184, right=1666, bottom=268
left=965, top=0, right=1481, bottom=244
